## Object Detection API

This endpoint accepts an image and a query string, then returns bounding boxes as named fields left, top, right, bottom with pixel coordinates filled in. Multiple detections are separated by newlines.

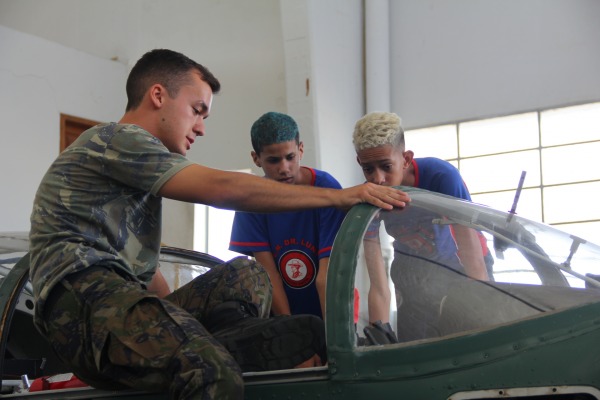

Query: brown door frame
left=60, top=113, right=101, bottom=152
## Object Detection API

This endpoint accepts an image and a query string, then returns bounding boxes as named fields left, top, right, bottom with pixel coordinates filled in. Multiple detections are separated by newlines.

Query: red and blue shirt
left=229, top=167, right=346, bottom=318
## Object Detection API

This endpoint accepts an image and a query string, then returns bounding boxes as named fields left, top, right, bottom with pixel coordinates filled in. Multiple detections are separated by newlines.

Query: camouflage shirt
left=29, top=123, right=193, bottom=327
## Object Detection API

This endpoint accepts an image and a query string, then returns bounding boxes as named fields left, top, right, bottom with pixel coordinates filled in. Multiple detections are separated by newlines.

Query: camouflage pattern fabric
left=43, top=257, right=271, bottom=399
left=29, top=123, right=193, bottom=328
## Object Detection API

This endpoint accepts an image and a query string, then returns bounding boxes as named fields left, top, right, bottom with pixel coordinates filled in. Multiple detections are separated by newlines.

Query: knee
left=228, top=256, right=264, bottom=273
left=227, top=257, right=270, bottom=285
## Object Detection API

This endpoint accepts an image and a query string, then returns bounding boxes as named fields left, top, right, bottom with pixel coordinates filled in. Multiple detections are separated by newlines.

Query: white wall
left=390, top=0, right=600, bottom=129
left=307, top=0, right=366, bottom=187
left=0, top=0, right=287, bottom=173
left=281, top=0, right=600, bottom=187
left=0, top=24, right=127, bottom=232
left=0, top=0, right=287, bottom=247
left=281, top=0, right=365, bottom=187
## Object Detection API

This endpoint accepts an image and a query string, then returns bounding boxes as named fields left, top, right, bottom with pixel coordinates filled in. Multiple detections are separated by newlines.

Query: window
left=193, top=169, right=253, bottom=261
left=193, top=204, right=240, bottom=262
left=404, top=102, right=600, bottom=243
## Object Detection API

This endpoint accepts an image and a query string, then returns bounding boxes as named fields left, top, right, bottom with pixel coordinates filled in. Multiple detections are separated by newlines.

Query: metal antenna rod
left=507, top=170, right=527, bottom=222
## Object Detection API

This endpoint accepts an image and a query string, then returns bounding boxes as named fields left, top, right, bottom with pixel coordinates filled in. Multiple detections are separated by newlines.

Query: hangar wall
left=1, top=0, right=599, bottom=248
left=0, top=24, right=127, bottom=232
left=0, top=0, right=288, bottom=249
left=389, top=0, right=600, bottom=128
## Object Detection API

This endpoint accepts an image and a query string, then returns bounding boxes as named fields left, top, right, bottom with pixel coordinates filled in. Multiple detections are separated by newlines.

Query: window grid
left=538, top=110, right=545, bottom=223
left=405, top=102, right=600, bottom=240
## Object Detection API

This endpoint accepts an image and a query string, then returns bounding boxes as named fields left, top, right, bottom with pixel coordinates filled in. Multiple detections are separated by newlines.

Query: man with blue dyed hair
left=230, top=112, right=346, bottom=320
left=250, top=111, right=300, bottom=152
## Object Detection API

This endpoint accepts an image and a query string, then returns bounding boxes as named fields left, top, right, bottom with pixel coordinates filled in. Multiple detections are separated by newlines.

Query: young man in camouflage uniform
left=29, top=49, right=410, bottom=399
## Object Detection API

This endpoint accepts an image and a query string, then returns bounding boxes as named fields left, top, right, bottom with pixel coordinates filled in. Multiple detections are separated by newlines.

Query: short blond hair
left=352, top=112, right=404, bottom=152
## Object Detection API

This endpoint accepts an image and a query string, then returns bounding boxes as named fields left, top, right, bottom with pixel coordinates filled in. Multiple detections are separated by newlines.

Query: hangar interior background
left=0, top=0, right=598, bottom=256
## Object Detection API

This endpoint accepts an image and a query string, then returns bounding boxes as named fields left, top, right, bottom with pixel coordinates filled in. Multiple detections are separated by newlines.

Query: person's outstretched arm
left=253, top=251, right=292, bottom=316
left=364, top=237, right=391, bottom=324
left=147, top=268, right=171, bottom=298
left=158, top=164, right=410, bottom=212
left=453, top=225, right=489, bottom=280
left=316, top=257, right=329, bottom=319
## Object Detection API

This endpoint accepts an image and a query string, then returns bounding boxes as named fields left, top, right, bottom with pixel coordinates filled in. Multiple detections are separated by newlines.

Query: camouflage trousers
left=41, top=257, right=272, bottom=400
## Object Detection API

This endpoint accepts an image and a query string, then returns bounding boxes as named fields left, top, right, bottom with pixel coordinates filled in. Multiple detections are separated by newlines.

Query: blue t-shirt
left=412, top=157, right=471, bottom=200
left=229, top=167, right=345, bottom=318
left=366, top=206, right=464, bottom=272
left=366, top=157, right=483, bottom=271
left=413, top=157, right=489, bottom=255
